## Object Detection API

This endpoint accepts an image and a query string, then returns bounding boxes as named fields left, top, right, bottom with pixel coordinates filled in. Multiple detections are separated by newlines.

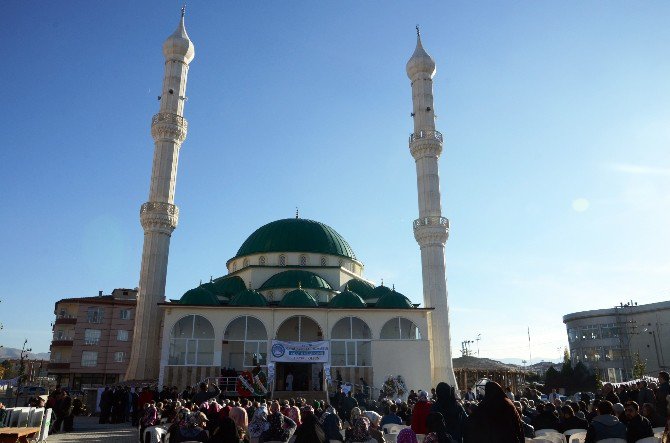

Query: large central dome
left=233, top=218, right=357, bottom=260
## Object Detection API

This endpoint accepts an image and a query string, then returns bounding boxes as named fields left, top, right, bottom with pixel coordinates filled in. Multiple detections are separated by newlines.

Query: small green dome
left=330, top=289, right=366, bottom=308
left=375, top=289, right=414, bottom=309
left=259, top=270, right=332, bottom=291
left=372, top=284, right=394, bottom=300
left=229, top=288, right=268, bottom=307
left=211, top=275, right=247, bottom=297
left=179, top=285, right=220, bottom=306
left=280, top=288, right=319, bottom=307
left=234, top=218, right=357, bottom=260
left=344, top=279, right=376, bottom=300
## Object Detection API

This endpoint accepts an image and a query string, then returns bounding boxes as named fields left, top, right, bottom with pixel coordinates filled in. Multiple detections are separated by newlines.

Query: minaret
left=126, top=9, right=195, bottom=381
left=406, top=28, right=457, bottom=388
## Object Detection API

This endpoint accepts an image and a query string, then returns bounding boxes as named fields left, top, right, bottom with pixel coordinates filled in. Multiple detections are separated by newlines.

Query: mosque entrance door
left=276, top=362, right=312, bottom=391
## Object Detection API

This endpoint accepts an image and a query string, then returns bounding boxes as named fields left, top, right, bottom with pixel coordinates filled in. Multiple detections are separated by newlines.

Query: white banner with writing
left=270, top=340, right=330, bottom=363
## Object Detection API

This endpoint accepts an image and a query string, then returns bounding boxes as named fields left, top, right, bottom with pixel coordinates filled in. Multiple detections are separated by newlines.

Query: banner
left=270, top=340, right=329, bottom=363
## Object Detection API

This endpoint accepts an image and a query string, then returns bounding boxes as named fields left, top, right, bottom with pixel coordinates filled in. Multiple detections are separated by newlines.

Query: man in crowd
left=623, top=401, right=653, bottom=443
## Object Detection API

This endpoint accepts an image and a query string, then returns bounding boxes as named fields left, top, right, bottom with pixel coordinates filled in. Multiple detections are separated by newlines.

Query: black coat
left=626, top=414, right=653, bottom=443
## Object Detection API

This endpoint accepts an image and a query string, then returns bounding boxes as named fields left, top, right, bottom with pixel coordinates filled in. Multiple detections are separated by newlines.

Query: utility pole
left=476, top=333, right=481, bottom=357
left=14, top=339, right=32, bottom=407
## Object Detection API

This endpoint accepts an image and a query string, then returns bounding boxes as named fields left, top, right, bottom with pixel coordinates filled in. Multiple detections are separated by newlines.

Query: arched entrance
left=274, top=315, right=324, bottom=392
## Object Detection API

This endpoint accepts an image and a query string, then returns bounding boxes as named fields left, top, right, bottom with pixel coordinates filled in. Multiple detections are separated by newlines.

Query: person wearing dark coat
left=207, top=416, right=241, bottom=443
left=99, top=387, right=113, bottom=424
left=623, top=401, right=653, bottom=443
left=603, top=383, right=621, bottom=405
left=463, top=381, right=524, bottom=443
left=319, top=405, right=343, bottom=442
left=637, top=381, right=655, bottom=406
left=558, top=405, right=588, bottom=433
left=531, top=403, right=559, bottom=432
left=430, top=382, right=467, bottom=443
left=192, top=381, right=221, bottom=406
left=584, top=401, right=627, bottom=443
left=293, top=411, right=326, bottom=443
left=656, top=371, right=670, bottom=418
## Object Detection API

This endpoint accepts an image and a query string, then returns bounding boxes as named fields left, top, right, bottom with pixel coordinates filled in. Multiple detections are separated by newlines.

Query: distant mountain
left=454, top=356, right=561, bottom=373
left=499, top=357, right=562, bottom=365
left=0, top=347, right=50, bottom=360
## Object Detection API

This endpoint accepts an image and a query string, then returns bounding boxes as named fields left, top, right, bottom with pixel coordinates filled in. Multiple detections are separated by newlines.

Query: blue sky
left=2, top=1, right=669, bottom=362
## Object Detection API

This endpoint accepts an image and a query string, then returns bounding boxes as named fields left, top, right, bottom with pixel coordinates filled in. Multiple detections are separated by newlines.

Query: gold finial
left=210, top=276, right=213, bottom=283
left=295, top=207, right=299, bottom=219
left=392, top=284, right=395, bottom=291
left=381, top=278, right=384, bottom=287
left=416, top=25, right=420, bottom=37
left=298, top=281, right=302, bottom=289
left=181, top=4, right=186, bottom=18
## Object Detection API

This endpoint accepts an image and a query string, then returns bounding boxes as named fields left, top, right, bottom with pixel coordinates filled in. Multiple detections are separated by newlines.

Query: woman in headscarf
left=319, top=404, right=343, bottom=442
left=463, top=381, right=524, bottom=443
left=293, top=410, right=326, bottom=443
left=411, top=390, right=432, bottom=435
left=397, top=428, right=419, bottom=443
left=228, top=404, right=248, bottom=434
left=178, top=411, right=209, bottom=442
left=364, top=410, right=386, bottom=443
left=345, top=413, right=372, bottom=443
left=247, top=406, right=269, bottom=443
left=430, top=382, right=467, bottom=443
left=287, top=404, right=302, bottom=427
left=424, top=412, right=454, bottom=443
left=260, top=401, right=296, bottom=442
left=207, top=416, right=241, bottom=443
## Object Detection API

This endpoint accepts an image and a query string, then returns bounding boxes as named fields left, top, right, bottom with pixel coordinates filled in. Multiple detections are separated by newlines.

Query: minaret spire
left=126, top=11, right=195, bottom=381
left=406, top=30, right=457, bottom=388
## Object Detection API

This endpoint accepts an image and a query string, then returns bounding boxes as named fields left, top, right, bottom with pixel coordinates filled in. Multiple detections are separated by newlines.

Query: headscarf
left=229, top=405, right=248, bottom=430
left=263, top=411, right=291, bottom=441
left=293, top=411, right=326, bottom=443
left=350, top=407, right=362, bottom=422
left=418, top=390, right=429, bottom=402
left=248, top=406, right=269, bottom=438
left=364, top=410, right=381, bottom=427
left=288, top=405, right=302, bottom=426
left=349, top=416, right=372, bottom=442
left=397, top=427, right=419, bottom=443
left=210, top=416, right=240, bottom=443
left=469, top=381, right=524, bottom=442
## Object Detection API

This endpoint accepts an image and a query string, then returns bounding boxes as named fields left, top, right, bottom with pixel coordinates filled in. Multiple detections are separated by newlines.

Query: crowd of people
left=129, top=371, right=670, bottom=443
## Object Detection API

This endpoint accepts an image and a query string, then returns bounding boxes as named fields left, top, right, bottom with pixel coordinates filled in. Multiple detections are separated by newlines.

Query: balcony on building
left=51, top=339, right=74, bottom=347
left=47, top=362, right=70, bottom=370
left=55, top=314, right=77, bottom=325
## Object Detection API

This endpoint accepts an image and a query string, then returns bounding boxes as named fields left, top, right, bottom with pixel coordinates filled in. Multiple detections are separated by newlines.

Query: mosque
left=124, top=11, right=457, bottom=396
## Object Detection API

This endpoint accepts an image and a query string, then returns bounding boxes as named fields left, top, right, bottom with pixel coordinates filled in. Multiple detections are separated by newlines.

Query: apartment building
left=48, top=288, right=137, bottom=389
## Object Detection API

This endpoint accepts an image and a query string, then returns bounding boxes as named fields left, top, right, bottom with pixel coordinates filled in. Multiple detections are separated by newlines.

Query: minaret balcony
left=413, top=216, right=449, bottom=230
left=151, top=112, right=188, bottom=142
left=409, top=130, right=443, bottom=144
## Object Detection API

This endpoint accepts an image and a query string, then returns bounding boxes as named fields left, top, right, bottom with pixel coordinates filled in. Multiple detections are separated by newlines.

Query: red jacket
left=411, top=400, right=432, bottom=435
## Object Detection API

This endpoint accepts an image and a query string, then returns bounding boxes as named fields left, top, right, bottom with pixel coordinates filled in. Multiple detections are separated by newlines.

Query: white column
left=407, top=31, right=457, bottom=388
left=126, top=13, right=194, bottom=381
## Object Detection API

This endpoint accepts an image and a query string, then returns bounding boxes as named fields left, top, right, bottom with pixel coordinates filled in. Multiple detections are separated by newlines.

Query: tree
left=1, top=360, right=13, bottom=379
left=632, top=351, right=647, bottom=379
left=545, top=366, right=560, bottom=389
left=560, top=348, right=574, bottom=378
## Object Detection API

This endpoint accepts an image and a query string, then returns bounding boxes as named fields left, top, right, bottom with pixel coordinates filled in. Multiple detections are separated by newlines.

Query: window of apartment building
left=53, top=351, right=62, bottom=363
left=84, top=329, right=101, bottom=345
left=87, top=307, right=104, bottom=324
left=114, top=352, right=125, bottom=363
left=580, top=324, right=600, bottom=340
left=600, top=323, right=620, bottom=339
left=55, top=329, right=65, bottom=340
left=117, top=330, right=129, bottom=341
left=81, top=351, right=98, bottom=367
left=567, top=328, right=579, bottom=343
left=119, top=309, right=132, bottom=320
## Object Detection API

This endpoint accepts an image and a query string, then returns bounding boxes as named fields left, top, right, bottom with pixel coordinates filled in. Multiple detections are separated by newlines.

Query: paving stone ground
left=46, top=416, right=137, bottom=442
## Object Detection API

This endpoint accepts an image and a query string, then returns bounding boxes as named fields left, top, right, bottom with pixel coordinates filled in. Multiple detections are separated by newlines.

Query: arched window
left=259, top=256, right=266, bottom=266
left=380, top=317, right=421, bottom=340
left=276, top=316, right=322, bottom=341
left=320, top=256, right=327, bottom=266
left=168, top=315, right=215, bottom=365
left=279, top=255, right=286, bottom=266
left=232, top=261, right=237, bottom=272
left=243, top=258, right=249, bottom=267
left=300, top=255, right=307, bottom=266
left=331, top=317, right=371, bottom=367
left=222, top=316, right=268, bottom=369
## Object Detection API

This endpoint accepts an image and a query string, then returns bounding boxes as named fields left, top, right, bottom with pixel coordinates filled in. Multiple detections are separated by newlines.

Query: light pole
left=14, top=339, right=32, bottom=407
left=476, top=334, right=481, bottom=357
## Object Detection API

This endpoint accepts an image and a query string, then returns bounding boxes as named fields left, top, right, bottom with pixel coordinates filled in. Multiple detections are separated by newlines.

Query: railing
left=140, top=201, right=179, bottom=216
left=202, top=376, right=240, bottom=394
left=327, top=379, right=380, bottom=402
left=409, top=130, right=443, bottom=144
left=54, top=317, right=77, bottom=325
left=413, top=216, right=449, bottom=229
left=152, top=112, right=187, bottom=129
left=57, top=313, right=76, bottom=319
left=47, top=362, right=70, bottom=370
left=51, top=339, right=74, bottom=347
left=83, top=339, right=100, bottom=346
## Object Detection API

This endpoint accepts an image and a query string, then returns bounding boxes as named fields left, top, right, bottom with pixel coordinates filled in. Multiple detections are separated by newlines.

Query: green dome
left=344, top=279, right=376, bottom=300
left=180, top=286, right=220, bottom=306
left=372, top=284, right=394, bottom=299
left=280, top=288, right=319, bottom=307
left=259, top=270, right=332, bottom=291
left=234, top=218, right=357, bottom=260
left=330, top=289, right=366, bottom=308
left=375, top=289, right=414, bottom=309
left=211, top=275, right=246, bottom=297
left=229, top=289, right=268, bottom=307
